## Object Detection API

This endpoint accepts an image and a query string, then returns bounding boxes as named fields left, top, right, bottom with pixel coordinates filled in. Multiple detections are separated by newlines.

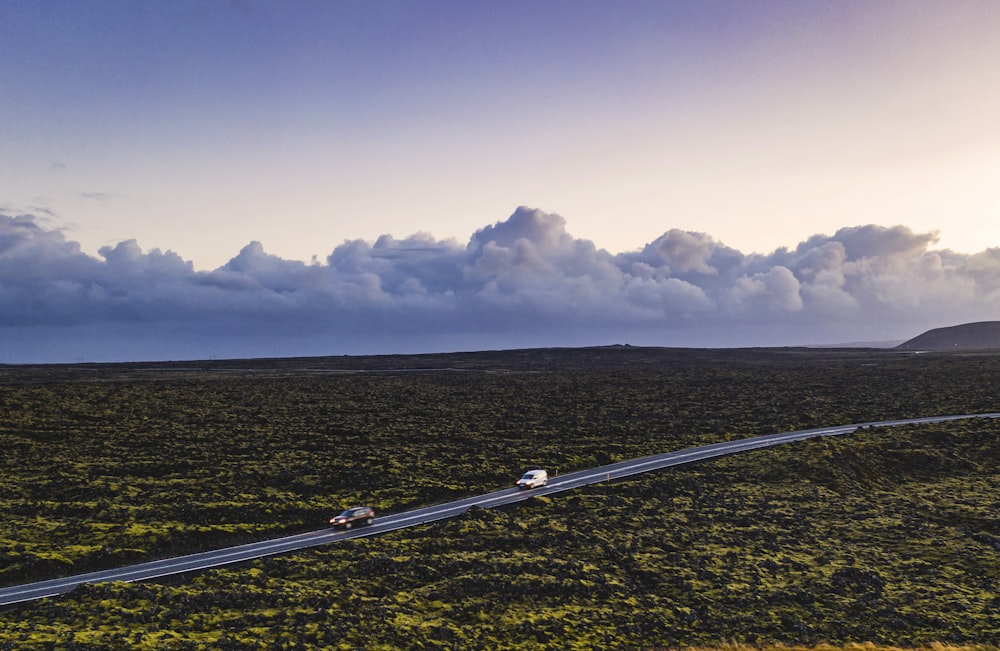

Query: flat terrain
left=1, top=346, right=999, bottom=649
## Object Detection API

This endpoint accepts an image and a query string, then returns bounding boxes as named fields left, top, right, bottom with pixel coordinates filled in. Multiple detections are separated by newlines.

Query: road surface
left=2, top=412, right=998, bottom=606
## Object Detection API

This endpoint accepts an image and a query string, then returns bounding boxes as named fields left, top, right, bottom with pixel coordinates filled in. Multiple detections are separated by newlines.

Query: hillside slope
left=896, top=321, right=1000, bottom=351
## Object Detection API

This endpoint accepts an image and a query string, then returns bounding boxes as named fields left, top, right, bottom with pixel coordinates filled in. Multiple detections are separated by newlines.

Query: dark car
left=329, top=506, right=375, bottom=529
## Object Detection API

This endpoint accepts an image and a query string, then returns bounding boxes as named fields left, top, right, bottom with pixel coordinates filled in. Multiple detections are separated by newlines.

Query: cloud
left=728, top=266, right=803, bottom=313
left=2, top=208, right=999, bottom=362
left=648, top=229, right=720, bottom=275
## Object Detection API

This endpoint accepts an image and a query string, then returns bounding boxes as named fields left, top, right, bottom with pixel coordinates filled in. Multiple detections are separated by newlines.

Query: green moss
left=2, top=349, right=1000, bottom=648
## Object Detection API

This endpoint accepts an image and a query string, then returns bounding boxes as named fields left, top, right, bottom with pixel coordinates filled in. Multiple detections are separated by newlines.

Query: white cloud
left=1, top=208, right=999, bottom=363
left=728, top=266, right=804, bottom=313
left=650, top=229, right=719, bottom=275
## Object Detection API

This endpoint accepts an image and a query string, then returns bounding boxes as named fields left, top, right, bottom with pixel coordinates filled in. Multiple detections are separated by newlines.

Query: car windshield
left=522, top=472, right=537, bottom=479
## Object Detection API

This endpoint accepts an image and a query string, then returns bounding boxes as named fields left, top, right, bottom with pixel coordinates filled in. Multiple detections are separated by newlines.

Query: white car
left=516, top=469, right=548, bottom=489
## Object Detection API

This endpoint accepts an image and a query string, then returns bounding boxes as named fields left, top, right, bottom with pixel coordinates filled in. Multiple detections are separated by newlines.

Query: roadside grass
left=1, top=347, right=999, bottom=648
left=677, top=645, right=1000, bottom=651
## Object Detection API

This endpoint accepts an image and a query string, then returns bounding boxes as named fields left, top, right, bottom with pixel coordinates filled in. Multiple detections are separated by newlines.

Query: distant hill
left=896, top=321, right=1000, bottom=351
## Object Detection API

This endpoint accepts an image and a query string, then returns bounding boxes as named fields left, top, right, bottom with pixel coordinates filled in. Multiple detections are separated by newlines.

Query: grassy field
left=1, top=346, right=998, bottom=649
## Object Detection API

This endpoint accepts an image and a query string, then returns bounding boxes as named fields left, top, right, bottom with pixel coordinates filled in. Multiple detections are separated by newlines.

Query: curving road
left=2, top=412, right=998, bottom=606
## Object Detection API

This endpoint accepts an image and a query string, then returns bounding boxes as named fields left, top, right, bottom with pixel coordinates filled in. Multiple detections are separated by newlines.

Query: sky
left=2, top=0, right=1000, bottom=363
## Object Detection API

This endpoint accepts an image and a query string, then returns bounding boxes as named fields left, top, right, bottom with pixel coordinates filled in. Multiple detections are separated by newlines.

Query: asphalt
left=2, top=412, right=998, bottom=606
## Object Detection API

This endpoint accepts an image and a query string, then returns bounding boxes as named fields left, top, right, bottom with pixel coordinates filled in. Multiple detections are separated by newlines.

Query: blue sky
left=2, top=1, right=1000, bottom=362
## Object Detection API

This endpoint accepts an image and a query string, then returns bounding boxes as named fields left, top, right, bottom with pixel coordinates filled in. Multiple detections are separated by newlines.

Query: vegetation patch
left=1, top=347, right=999, bottom=648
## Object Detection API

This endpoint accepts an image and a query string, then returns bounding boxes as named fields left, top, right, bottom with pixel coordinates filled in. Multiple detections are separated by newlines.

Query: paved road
left=3, top=412, right=998, bottom=606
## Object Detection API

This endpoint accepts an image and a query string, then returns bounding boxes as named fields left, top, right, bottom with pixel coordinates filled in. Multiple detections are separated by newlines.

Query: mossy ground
left=1, top=347, right=999, bottom=649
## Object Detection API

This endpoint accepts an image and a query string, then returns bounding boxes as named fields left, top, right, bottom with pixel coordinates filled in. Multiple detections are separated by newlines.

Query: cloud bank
left=3, top=207, right=999, bottom=363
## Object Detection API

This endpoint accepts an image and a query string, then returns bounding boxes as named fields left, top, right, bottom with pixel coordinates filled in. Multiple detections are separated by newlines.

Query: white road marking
left=2, top=412, right=998, bottom=605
